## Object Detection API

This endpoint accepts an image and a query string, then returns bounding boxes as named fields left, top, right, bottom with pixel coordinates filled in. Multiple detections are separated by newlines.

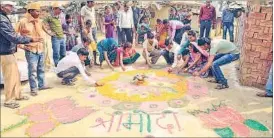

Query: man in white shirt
left=119, top=3, right=135, bottom=44
left=56, top=48, right=103, bottom=86
left=81, top=0, right=97, bottom=43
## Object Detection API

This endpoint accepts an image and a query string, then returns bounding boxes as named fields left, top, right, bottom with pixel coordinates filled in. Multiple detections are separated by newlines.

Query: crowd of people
left=0, top=0, right=272, bottom=109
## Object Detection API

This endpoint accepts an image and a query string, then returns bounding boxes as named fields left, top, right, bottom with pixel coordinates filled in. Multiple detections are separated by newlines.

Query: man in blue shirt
left=222, top=7, right=235, bottom=42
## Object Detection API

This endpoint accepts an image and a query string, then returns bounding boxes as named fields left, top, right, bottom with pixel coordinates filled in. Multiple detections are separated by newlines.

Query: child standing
left=83, top=20, right=99, bottom=66
left=62, top=14, right=77, bottom=51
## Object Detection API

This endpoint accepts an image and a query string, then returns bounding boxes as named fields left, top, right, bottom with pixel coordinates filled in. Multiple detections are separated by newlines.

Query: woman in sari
left=180, top=42, right=209, bottom=77
left=97, top=38, right=124, bottom=71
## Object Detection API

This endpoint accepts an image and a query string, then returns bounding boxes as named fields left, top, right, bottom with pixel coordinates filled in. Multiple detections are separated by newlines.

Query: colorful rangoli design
left=17, top=97, right=97, bottom=137
left=188, top=102, right=270, bottom=138
left=96, top=70, right=188, bottom=102
left=83, top=69, right=194, bottom=112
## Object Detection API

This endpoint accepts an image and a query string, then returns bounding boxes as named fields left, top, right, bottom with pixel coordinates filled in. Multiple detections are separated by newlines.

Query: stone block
left=247, top=68, right=252, bottom=73
left=262, top=40, right=273, bottom=47
left=260, top=20, right=273, bottom=27
left=247, top=18, right=256, bottom=25
left=251, top=45, right=258, bottom=51
left=254, top=57, right=264, bottom=63
left=267, top=54, right=273, bottom=60
left=256, top=46, right=270, bottom=53
left=256, top=33, right=273, bottom=41
left=269, top=28, right=273, bottom=33
left=249, top=12, right=266, bottom=20
left=246, top=38, right=263, bottom=45
left=244, top=43, right=252, bottom=50
left=260, top=52, right=269, bottom=60
left=245, top=31, right=254, bottom=38
left=249, top=25, right=265, bottom=33
left=256, top=20, right=261, bottom=25
left=264, top=27, right=269, bottom=33
left=242, top=62, right=258, bottom=69
left=261, top=7, right=273, bottom=13
left=266, top=13, right=273, bottom=20
left=249, top=56, right=255, bottom=63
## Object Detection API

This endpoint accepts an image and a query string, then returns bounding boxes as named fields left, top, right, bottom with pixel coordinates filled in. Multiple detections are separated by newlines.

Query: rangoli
left=17, top=97, right=98, bottom=137
left=96, top=69, right=188, bottom=102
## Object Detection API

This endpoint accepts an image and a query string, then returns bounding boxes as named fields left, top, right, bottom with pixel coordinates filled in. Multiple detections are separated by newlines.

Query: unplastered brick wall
left=240, top=5, right=273, bottom=89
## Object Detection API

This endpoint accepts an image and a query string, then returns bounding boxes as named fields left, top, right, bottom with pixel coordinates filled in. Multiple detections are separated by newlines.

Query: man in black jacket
left=0, top=1, right=42, bottom=109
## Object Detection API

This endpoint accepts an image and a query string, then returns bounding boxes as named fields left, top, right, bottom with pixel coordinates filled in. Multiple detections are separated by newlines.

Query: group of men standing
left=1, top=1, right=46, bottom=108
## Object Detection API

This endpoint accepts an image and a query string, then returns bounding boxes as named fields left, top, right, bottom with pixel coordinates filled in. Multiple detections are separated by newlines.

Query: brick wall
left=239, top=5, right=273, bottom=89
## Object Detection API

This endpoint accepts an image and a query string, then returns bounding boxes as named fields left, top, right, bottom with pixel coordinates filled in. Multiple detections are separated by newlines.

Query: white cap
left=1, top=1, right=16, bottom=6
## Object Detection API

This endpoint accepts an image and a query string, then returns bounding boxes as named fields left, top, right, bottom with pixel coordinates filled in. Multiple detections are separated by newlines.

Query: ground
left=0, top=32, right=272, bottom=137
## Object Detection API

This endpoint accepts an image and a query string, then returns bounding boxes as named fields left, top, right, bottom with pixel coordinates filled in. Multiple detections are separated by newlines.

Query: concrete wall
left=239, top=4, right=273, bottom=89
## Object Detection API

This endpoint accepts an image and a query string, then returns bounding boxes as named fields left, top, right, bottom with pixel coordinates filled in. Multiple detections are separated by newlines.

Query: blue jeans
left=52, top=37, right=66, bottom=67
left=92, top=27, right=97, bottom=43
left=25, top=51, right=45, bottom=91
left=200, top=20, right=212, bottom=38
left=266, top=65, right=273, bottom=96
left=223, top=22, right=234, bottom=42
left=211, top=53, right=240, bottom=85
left=57, top=66, right=80, bottom=83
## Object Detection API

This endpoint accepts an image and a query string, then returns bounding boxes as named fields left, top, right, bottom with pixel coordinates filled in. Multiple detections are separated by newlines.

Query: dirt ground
left=0, top=20, right=272, bottom=137
left=1, top=44, right=272, bottom=137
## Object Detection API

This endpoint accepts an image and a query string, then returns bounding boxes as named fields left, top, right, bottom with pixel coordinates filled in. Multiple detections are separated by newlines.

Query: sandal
left=65, top=80, right=75, bottom=86
left=61, top=80, right=66, bottom=85
left=4, top=102, right=20, bottom=109
left=94, top=63, right=100, bottom=66
left=95, top=82, right=104, bottom=87
left=256, top=92, right=273, bottom=98
left=208, top=79, right=219, bottom=83
left=16, top=96, right=29, bottom=101
left=30, top=92, right=38, bottom=96
left=71, top=78, right=77, bottom=82
left=215, top=84, right=229, bottom=90
left=39, top=86, right=53, bottom=91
